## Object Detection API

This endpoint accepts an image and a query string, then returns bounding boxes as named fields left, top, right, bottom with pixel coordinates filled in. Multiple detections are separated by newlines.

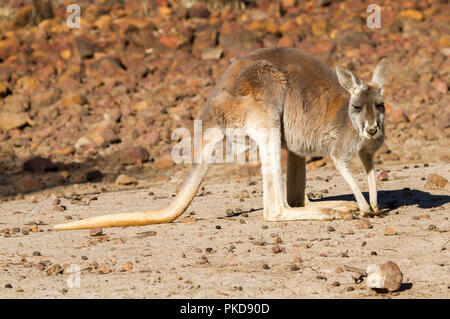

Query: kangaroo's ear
left=371, top=58, right=391, bottom=89
left=335, top=66, right=364, bottom=95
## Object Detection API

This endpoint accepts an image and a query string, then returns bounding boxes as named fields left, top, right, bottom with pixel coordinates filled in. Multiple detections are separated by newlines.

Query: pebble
left=327, top=226, right=335, bottom=232
left=90, top=228, right=103, bottom=237
left=98, top=264, right=111, bottom=274
left=424, top=174, right=448, bottom=190
left=332, top=281, right=340, bottom=287
left=384, top=227, right=397, bottom=236
left=272, top=245, right=283, bottom=254
left=115, top=174, right=138, bottom=185
left=32, top=251, right=41, bottom=256
left=5, top=284, right=12, bottom=289
left=262, top=264, right=270, bottom=270
left=289, top=264, right=300, bottom=271
left=428, top=224, right=437, bottom=231
left=225, top=209, right=235, bottom=216
left=346, top=286, right=355, bottom=291
left=122, top=261, right=133, bottom=272
left=356, top=218, right=372, bottom=229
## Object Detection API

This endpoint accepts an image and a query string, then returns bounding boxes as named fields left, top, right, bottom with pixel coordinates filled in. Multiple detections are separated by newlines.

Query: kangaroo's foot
left=265, top=204, right=357, bottom=222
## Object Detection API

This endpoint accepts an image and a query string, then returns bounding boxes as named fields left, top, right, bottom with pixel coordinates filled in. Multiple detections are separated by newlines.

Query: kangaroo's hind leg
left=286, top=150, right=358, bottom=216
left=286, top=151, right=309, bottom=207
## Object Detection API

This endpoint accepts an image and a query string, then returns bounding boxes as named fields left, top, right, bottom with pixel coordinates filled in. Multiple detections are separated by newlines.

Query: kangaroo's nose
left=366, top=127, right=377, bottom=136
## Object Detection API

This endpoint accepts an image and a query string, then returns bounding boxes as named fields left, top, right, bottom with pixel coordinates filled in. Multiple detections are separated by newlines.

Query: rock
left=83, top=122, right=120, bottom=147
left=366, top=261, right=403, bottom=292
left=399, top=9, right=424, bottom=21
left=86, top=170, right=103, bottom=182
left=384, top=227, right=397, bottom=236
left=0, top=112, right=29, bottom=131
left=15, top=175, right=44, bottom=192
left=377, top=170, right=389, bottom=182
left=74, top=35, right=98, bottom=59
left=201, top=47, right=223, bottom=60
left=90, top=228, right=103, bottom=237
left=356, top=218, right=372, bottom=229
left=387, top=108, right=409, bottom=124
left=114, top=146, right=150, bottom=165
left=46, top=263, right=62, bottom=276
left=98, top=264, right=111, bottom=274
left=424, top=174, right=448, bottom=190
left=115, top=174, right=138, bottom=185
left=122, top=261, right=133, bottom=272
left=153, top=153, right=174, bottom=169
left=23, top=156, right=57, bottom=173
left=193, top=29, right=217, bottom=56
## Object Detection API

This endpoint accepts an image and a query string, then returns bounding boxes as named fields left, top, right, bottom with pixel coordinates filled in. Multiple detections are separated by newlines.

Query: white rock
left=366, top=261, right=403, bottom=292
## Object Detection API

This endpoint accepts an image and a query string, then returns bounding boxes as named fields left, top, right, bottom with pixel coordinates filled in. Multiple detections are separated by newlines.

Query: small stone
left=32, top=251, right=41, bottom=256
left=424, top=174, right=448, bottom=190
left=225, top=208, right=234, bottom=216
left=53, top=205, right=66, bottom=212
left=272, top=245, right=283, bottom=254
left=332, top=281, right=340, bottom=287
left=290, top=264, right=300, bottom=271
left=215, top=225, right=221, bottom=229
left=362, top=241, right=367, bottom=247
left=5, top=284, right=12, bottom=289
left=384, top=227, right=397, bottom=236
left=263, top=264, right=270, bottom=270
left=46, top=263, right=62, bottom=276
left=81, top=256, right=88, bottom=260
left=201, top=47, right=223, bottom=60
left=366, top=261, right=403, bottom=292
left=377, top=170, right=389, bottom=182
left=428, top=224, right=437, bottom=231
left=371, top=251, right=378, bottom=256
left=115, top=174, right=138, bottom=186
left=122, top=261, right=133, bottom=272
left=98, top=264, right=111, bottom=274
left=346, top=286, right=355, bottom=291
left=356, top=219, right=372, bottom=229
left=327, top=226, right=335, bottom=232
left=90, top=228, right=103, bottom=237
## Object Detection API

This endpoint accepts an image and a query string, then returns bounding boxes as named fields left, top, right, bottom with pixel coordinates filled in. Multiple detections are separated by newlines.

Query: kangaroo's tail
left=53, top=163, right=209, bottom=230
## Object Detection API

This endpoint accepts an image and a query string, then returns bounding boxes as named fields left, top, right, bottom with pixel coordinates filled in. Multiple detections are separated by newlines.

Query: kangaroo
left=54, top=47, right=391, bottom=230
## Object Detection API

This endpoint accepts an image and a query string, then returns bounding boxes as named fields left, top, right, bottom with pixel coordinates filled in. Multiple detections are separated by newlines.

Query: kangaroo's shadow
left=315, top=189, right=449, bottom=211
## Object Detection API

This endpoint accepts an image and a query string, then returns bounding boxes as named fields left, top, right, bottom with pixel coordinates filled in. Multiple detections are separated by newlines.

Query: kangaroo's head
left=335, top=59, right=391, bottom=140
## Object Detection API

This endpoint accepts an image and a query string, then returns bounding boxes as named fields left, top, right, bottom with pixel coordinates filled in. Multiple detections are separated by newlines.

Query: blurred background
left=0, top=0, right=448, bottom=199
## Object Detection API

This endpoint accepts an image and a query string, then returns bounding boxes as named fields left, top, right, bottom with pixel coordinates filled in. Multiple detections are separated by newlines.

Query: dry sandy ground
left=0, top=162, right=449, bottom=299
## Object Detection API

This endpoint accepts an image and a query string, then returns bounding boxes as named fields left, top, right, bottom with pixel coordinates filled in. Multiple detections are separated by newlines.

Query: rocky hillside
left=0, top=0, right=448, bottom=198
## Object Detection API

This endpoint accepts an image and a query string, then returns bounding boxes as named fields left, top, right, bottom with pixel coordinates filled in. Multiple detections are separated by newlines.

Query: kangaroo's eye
left=353, top=105, right=362, bottom=112
left=376, top=102, right=385, bottom=111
